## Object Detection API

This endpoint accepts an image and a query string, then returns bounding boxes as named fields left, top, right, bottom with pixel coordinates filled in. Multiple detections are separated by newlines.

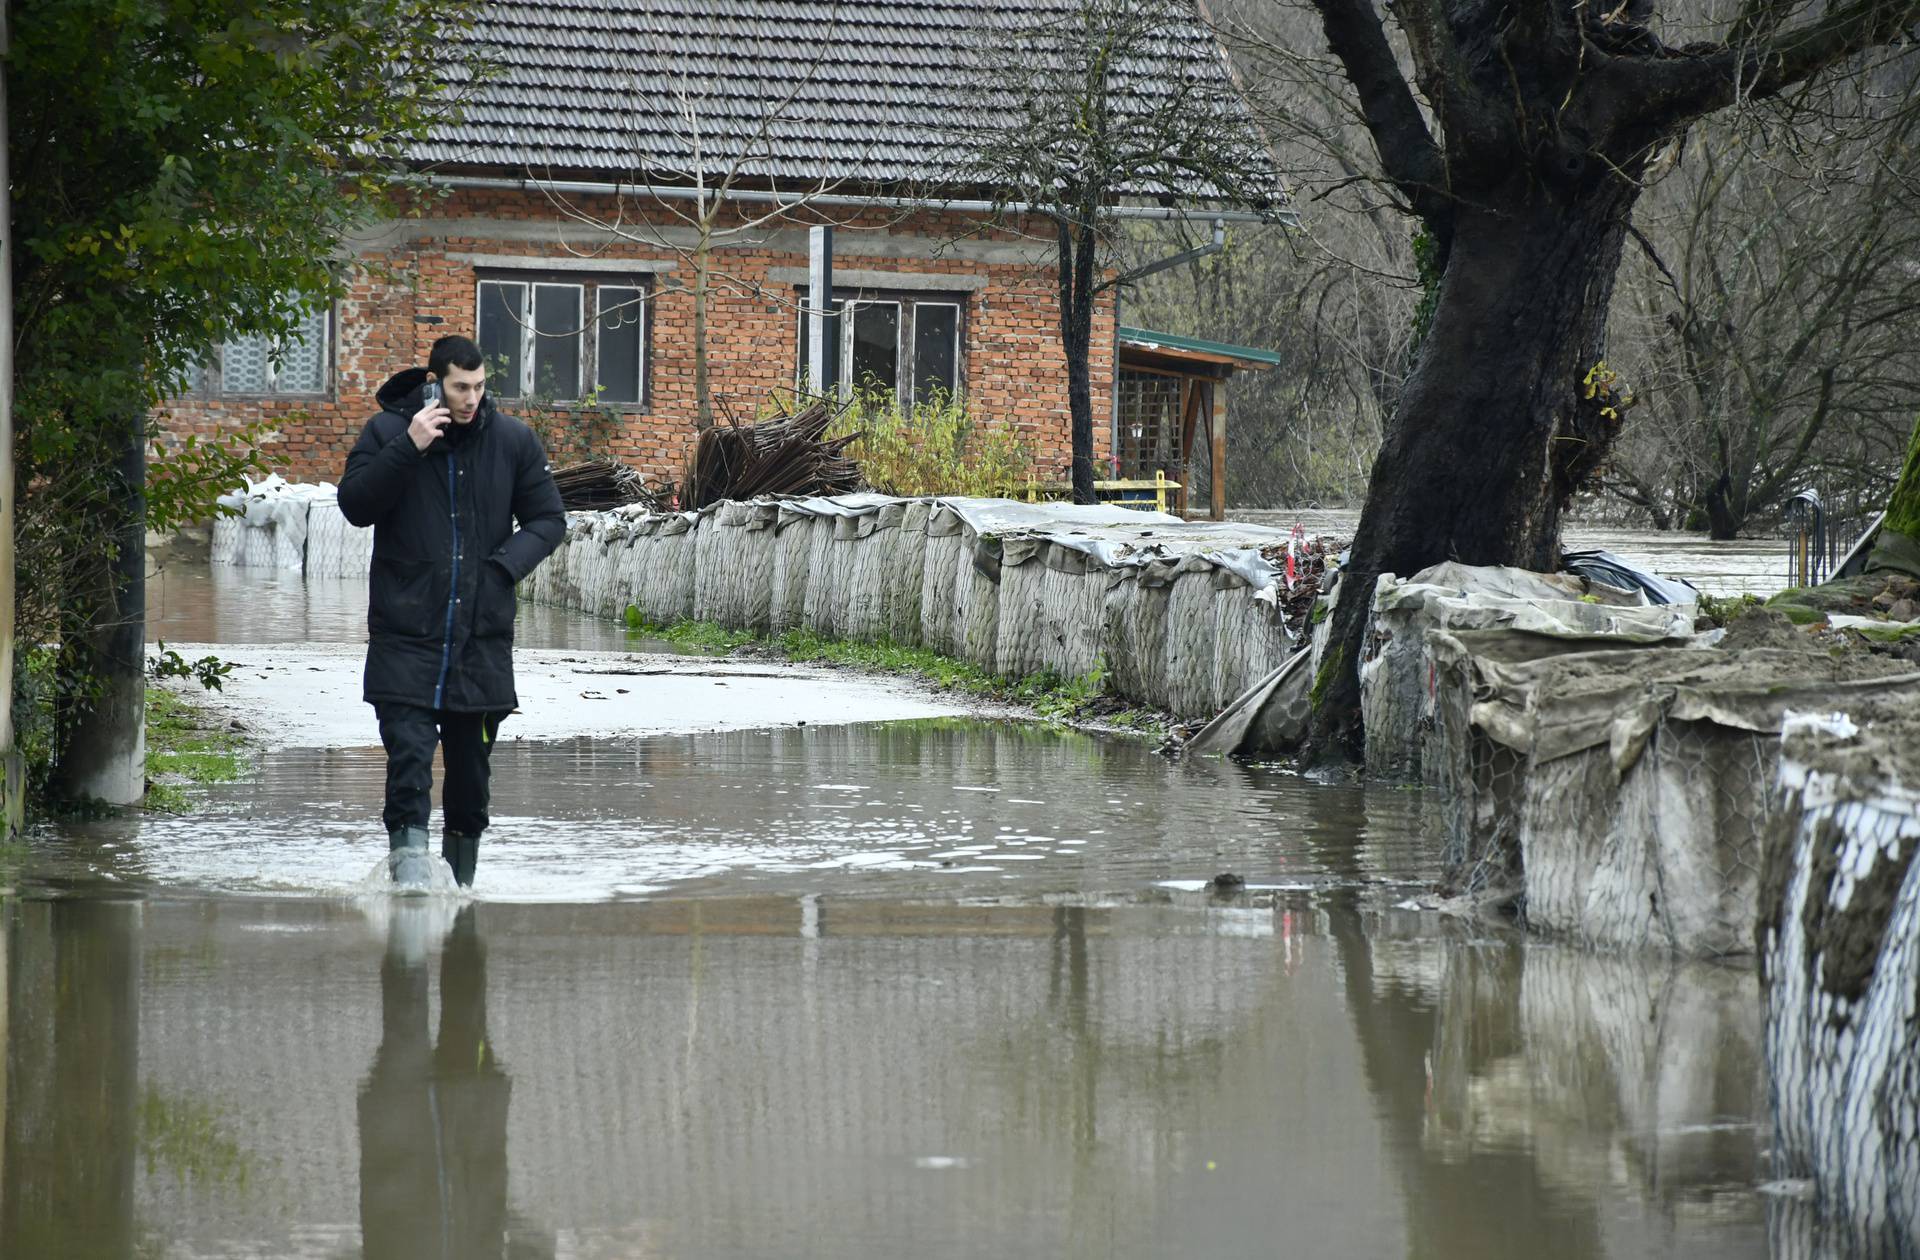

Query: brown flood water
left=0, top=564, right=1771, bottom=1258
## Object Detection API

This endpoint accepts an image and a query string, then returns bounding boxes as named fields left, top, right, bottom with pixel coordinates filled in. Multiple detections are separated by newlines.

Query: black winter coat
left=338, top=368, right=565, bottom=712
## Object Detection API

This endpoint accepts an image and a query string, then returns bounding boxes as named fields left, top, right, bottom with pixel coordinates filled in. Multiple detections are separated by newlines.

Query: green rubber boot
left=387, top=824, right=433, bottom=892
left=442, top=829, right=480, bottom=889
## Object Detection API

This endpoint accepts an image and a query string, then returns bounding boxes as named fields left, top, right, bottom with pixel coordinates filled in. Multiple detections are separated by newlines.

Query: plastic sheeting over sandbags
left=1428, top=629, right=1920, bottom=956
left=1361, top=565, right=1700, bottom=782
left=1761, top=707, right=1920, bottom=1260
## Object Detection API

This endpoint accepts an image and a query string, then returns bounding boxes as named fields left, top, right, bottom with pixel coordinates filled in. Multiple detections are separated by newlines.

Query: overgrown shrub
left=829, top=390, right=1035, bottom=498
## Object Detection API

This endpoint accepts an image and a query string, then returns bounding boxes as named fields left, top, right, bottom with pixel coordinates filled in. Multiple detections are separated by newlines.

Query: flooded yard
left=0, top=562, right=1771, bottom=1258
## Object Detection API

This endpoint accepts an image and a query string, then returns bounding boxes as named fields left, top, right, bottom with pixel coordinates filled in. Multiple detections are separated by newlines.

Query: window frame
left=475, top=270, right=653, bottom=411
left=593, top=284, right=650, bottom=408
left=190, top=303, right=336, bottom=399
left=910, top=301, right=962, bottom=407
left=793, top=288, right=967, bottom=405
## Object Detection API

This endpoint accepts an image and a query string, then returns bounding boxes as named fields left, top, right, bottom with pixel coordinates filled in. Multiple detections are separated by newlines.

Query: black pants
left=376, top=704, right=511, bottom=836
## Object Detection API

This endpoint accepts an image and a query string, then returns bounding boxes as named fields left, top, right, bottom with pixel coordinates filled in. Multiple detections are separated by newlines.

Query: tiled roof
left=415, top=0, right=1280, bottom=203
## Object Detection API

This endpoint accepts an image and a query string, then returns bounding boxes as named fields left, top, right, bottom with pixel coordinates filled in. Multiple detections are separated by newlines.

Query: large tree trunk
left=1310, top=185, right=1640, bottom=756
left=1865, top=413, right=1920, bottom=577
left=52, top=414, right=146, bottom=805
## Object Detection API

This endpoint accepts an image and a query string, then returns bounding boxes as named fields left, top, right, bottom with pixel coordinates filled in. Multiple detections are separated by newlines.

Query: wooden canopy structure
left=1113, top=326, right=1280, bottom=520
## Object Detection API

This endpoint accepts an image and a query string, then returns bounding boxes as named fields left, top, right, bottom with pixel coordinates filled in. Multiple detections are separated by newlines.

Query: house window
left=197, top=304, right=331, bottom=395
left=794, top=291, right=964, bottom=405
left=476, top=274, right=650, bottom=407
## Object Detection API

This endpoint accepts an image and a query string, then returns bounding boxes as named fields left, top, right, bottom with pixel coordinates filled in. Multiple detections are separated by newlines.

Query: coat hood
left=374, top=367, right=496, bottom=437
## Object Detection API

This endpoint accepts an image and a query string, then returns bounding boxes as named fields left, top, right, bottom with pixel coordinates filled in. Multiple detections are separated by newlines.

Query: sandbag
left=770, top=509, right=818, bottom=634
left=1163, top=565, right=1222, bottom=720
left=884, top=500, right=931, bottom=647
left=1429, top=629, right=1920, bottom=955
left=1761, top=706, right=1920, bottom=1259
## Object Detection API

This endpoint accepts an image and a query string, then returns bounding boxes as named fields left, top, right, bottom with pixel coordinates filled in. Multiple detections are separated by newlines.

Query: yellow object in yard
left=1019, top=471, right=1183, bottom=513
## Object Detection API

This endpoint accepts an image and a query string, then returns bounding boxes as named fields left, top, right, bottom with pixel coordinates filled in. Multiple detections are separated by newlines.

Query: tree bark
left=52, top=413, right=146, bottom=805
left=1310, top=184, right=1640, bottom=756
left=693, top=233, right=714, bottom=431
left=1057, top=215, right=1099, bottom=505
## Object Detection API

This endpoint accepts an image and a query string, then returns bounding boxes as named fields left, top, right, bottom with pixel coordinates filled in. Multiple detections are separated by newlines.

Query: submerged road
left=0, top=561, right=1773, bottom=1259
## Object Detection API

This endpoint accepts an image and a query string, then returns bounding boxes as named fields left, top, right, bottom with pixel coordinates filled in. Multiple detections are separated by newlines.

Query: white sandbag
left=992, top=540, right=1050, bottom=679
left=838, top=503, right=900, bottom=644
left=1163, top=565, right=1222, bottom=720
left=801, top=514, right=840, bottom=638
left=884, top=500, right=931, bottom=646
left=691, top=507, right=726, bottom=625
left=657, top=514, right=696, bottom=624
left=918, top=507, right=967, bottom=656
left=305, top=501, right=373, bottom=579
left=1761, top=707, right=1920, bottom=1260
left=1429, top=630, right=1920, bottom=955
left=1103, top=568, right=1174, bottom=712
left=1361, top=568, right=1698, bottom=783
left=1037, top=545, right=1103, bottom=681
left=211, top=515, right=244, bottom=566
left=770, top=509, right=817, bottom=634
left=954, top=526, right=1000, bottom=673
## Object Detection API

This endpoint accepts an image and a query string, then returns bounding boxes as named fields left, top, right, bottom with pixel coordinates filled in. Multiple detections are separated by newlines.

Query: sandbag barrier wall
left=1425, top=629, right=1920, bottom=958
left=522, top=500, right=1296, bottom=722
left=211, top=498, right=372, bottom=579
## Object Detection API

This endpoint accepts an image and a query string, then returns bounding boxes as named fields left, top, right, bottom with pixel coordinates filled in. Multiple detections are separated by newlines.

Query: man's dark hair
left=428, top=335, right=485, bottom=380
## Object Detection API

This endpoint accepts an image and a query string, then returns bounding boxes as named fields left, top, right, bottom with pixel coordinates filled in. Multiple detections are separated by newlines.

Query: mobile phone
left=423, top=380, right=443, bottom=408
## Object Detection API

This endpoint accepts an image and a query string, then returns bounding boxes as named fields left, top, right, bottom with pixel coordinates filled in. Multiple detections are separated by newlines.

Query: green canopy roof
left=1117, top=326, right=1281, bottom=369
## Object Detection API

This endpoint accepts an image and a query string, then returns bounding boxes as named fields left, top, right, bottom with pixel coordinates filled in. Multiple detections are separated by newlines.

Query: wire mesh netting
left=1760, top=708, right=1920, bottom=1259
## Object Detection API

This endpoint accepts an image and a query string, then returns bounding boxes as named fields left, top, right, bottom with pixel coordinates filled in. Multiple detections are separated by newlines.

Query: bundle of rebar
left=679, top=398, right=863, bottom=510
left=552, top=459, right=651, bottom=511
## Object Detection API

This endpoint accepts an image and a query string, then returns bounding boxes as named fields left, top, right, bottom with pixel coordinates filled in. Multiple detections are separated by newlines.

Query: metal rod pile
left=551, top=459, right=652, bottom=511
left=680, top=399, right=863, bottom=510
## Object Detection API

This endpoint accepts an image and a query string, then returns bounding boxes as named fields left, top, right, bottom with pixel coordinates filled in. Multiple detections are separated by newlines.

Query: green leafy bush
left=829, top=390, right=1035, bottom=498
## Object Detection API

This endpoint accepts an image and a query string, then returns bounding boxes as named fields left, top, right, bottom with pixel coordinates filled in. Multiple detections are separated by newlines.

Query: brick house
left=159, top=0, right=1281, bottom=513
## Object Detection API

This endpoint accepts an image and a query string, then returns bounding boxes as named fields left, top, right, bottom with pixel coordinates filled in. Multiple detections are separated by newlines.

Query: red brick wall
left=157, top=191, right=1117, bottom=490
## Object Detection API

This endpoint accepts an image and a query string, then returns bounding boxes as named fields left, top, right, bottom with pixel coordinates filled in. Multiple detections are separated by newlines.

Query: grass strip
left=145, top=686, right=249, bottom=811
left=625, top=609, right=1167, bottom=734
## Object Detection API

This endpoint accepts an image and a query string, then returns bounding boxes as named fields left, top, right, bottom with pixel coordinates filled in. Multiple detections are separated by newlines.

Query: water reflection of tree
left=357, top=905, right=553, bottom=1260
left=2, top=898, right=140, bottom=1258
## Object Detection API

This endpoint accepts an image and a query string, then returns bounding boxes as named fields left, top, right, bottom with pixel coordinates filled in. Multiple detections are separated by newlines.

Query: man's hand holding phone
left=409, top=381, right=450, bottom=451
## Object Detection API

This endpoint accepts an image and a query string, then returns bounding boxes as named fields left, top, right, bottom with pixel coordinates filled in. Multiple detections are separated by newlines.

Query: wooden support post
left=1210, top=381, right=1227, bottom=521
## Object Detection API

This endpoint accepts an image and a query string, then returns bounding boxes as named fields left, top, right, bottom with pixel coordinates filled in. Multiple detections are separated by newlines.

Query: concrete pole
left=0, top=4, right=21, bottom=833
left=807, top=225, right=833, bottom=397
left=53, top=414, right=146, bottom=806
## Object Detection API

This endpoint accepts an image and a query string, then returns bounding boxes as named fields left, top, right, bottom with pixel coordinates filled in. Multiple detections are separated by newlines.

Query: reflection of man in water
left=358, top=906, right=549, bottom=1258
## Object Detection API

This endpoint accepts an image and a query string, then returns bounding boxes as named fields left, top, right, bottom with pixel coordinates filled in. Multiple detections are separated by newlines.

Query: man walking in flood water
left=338, top=335, right=564, bottom=889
